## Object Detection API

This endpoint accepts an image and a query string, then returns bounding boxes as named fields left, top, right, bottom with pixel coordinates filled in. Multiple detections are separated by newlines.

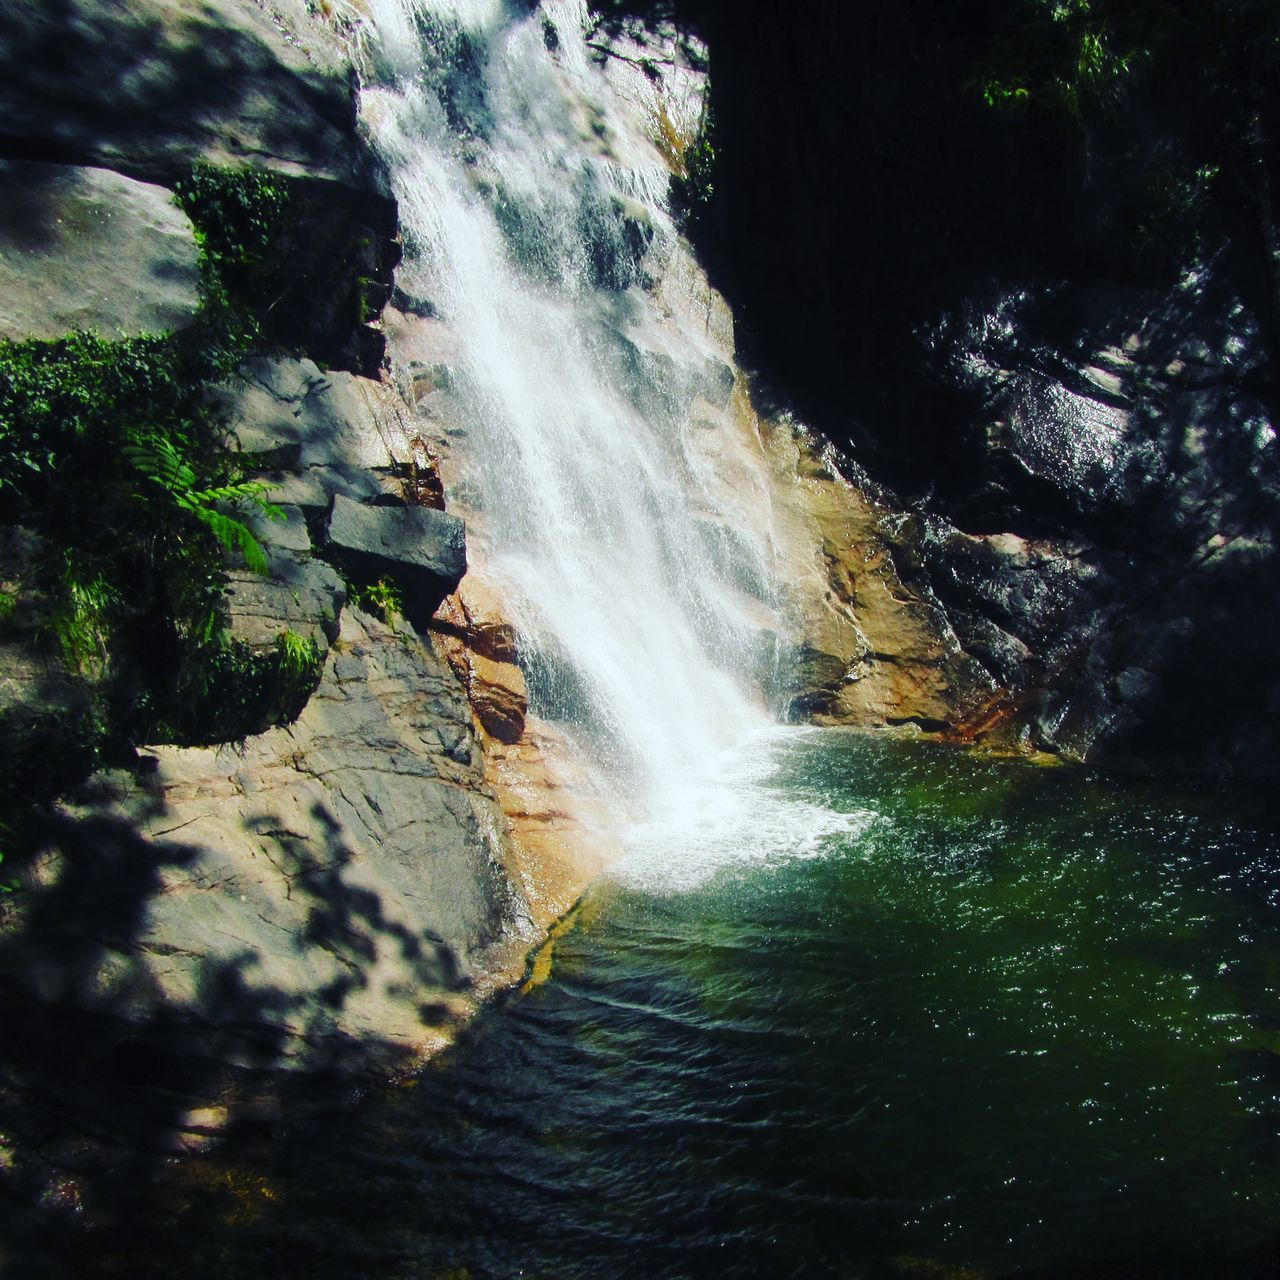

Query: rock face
left=669, top=0, right=1280, bottom=781
left=2, top=608, right=528, bottom=1168
left=900, top=279, right=1280, bottom=777
left=325, top=494, right=467, bottom=627
left=0, top=0, right=399, bottom=375
left=0, top=160, right=200, bottom=341
left=0, top=0, right=544, bottom=1197
left=0, top=0, right=373, bottom=189
left=753, top=411, right=999, bottom=732
left=220, top=356, right=414, bottom=510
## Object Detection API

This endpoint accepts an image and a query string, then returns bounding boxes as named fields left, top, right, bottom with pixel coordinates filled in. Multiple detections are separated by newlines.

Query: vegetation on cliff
left=0, top=164, right=319, bottom=828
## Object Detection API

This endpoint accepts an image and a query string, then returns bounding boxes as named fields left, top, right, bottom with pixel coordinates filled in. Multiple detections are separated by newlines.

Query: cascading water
left=39, top=11, right=1280, bottom=1275
left=361, top=0, right=784, bottom=805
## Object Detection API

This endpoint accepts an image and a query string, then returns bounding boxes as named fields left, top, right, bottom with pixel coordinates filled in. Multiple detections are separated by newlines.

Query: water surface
left=106, top=731, right=1280, bottom=1278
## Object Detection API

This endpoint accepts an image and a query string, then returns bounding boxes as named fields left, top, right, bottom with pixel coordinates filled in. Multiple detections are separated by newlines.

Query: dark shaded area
left=600, top=0, right=1280, bottom=493
left=0, top=779, right=475, bottom=1278
left=597, top=0, right=1280, bottom=783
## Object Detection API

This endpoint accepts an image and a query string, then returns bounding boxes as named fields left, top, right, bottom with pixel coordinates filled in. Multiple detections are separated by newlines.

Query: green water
left=89, top=732, right=1280, bottom=1277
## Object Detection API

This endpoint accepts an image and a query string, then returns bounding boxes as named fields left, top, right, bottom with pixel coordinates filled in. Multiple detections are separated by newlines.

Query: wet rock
left=786, top=645, right=849, bottom=719
left=469, top=652, right=528, bottom=745
left=1114, top=666, right=1157, bottom=705
left=454, top=577, right=520, bottom=664
left=0, top=160, right=200, bottom=342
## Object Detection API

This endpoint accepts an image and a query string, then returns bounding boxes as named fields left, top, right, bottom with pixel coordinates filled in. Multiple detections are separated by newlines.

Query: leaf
left=123, top=431, right=197, bottom=493
left=186, top=505, right=271, bottom=576
left=125, top=428, right=276, bottom=574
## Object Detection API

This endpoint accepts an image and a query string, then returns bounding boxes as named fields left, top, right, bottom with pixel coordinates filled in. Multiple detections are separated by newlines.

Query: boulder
left=324, top=493, right=466, bottom=626
left=0, top=0, right=375, bottom=190
left=225, top=550, right=347, bottom=655
left=2, top=610, right=523, bottom=1120
left=0, top=1, right=398, bottom=373
left=220, top=357, right=419, bottom=513
left=0, top=160, right=200, bottom=342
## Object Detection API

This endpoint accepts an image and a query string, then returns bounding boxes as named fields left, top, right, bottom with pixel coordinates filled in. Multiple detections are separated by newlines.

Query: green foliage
left=977, top=0, right=1280, bottom=119
left=0, top=330, right=181, bottom=495
left=155, top=631, right=317, bottom=746
left=173, top=162, right=289, bottom=317
left=275, top=628, right=321, bottom=679
left=977, top=0, right=1137, bottom=116
left=0, top=850, right=18, bottom=897
left=669, top=99, right=717, bottom=227
left=0, top=160, right=307, bottom=802
left=353, top=576, right=404, bottom=624
left=47, top=554, right=121, bottom=677
left=123, top=428, right=282, bottom=576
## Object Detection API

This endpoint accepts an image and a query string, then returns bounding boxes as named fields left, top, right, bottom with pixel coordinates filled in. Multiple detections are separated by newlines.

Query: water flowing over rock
left=364, top=0, right=785, bottom=800
left=0, top=0, right=1008, bottom=1202
left=672, top=0, right=1280, bottom=781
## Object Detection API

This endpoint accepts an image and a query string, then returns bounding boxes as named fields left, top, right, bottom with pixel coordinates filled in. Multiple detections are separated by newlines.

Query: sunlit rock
left=0, top=161, right=200, bottom=342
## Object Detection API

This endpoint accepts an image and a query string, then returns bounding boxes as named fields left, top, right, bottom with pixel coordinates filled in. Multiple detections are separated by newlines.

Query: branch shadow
left=0, top=776, right=475, bottom=1277
left=0, top=0, right=358, bottom=186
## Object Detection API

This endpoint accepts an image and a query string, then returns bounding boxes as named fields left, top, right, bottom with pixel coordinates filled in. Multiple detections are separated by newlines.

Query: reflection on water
left=86, top=734, right=1280, bottom=1278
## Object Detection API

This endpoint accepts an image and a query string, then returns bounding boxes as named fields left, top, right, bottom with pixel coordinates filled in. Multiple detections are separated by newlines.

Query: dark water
left=101, top=733, right=1280, bottom=1277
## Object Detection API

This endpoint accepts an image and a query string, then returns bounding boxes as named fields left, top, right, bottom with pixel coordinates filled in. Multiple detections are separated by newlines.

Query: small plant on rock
left=353, top=576, right=404, bottom=626
left=123, top=427, right=282, bottom=575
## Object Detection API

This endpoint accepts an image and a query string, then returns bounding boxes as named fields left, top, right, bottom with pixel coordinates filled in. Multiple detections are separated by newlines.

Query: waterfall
left=360, top=0, right=784, bottom=802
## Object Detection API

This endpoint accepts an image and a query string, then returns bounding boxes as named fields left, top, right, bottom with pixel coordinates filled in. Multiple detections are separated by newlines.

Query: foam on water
left=610, top=728, right=878, bottom=892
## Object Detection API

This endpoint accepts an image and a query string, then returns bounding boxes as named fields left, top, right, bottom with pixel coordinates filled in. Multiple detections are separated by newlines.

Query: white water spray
left=362, top=0, right=785, bottom=803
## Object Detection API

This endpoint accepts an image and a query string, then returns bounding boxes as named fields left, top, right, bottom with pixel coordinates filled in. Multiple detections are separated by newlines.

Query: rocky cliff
left=9, top=0, right=1232, bottom=1241
left=0, top=0, right=547, bottom=1214
left=611, top=0, right=1280, bottom=784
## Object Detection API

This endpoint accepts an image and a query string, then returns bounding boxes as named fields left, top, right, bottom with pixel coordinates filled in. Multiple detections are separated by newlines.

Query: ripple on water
left=77, top=731, right=1280, bottom=1280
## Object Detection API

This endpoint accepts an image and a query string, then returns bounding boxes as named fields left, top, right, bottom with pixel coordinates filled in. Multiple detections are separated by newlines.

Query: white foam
left=361, top=0, right=782, bottom=803
left=609, top=729, right=878, bottom=892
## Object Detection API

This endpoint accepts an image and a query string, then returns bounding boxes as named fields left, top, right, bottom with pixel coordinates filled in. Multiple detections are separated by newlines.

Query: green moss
left=357, top=276, right=390, bottom=324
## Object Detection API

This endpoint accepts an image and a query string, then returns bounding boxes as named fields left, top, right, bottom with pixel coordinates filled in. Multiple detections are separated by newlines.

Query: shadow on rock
left=0, top=784, right=477, bottom=1277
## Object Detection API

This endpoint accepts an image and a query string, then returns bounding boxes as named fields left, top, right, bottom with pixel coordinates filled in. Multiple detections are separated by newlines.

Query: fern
left=48, top=552, right=121, bottom=676
left=124, top=429, right=283, bottom=575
